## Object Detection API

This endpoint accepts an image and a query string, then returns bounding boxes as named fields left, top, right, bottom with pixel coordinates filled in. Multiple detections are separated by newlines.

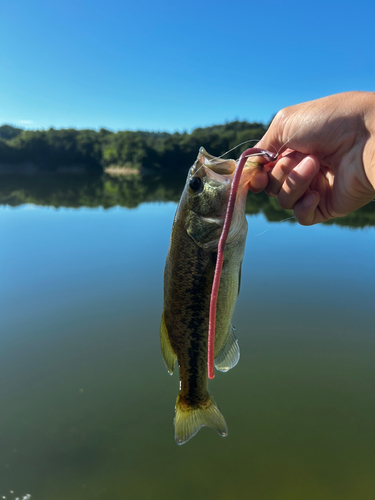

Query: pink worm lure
left=207, top=147, right=277, bottom=379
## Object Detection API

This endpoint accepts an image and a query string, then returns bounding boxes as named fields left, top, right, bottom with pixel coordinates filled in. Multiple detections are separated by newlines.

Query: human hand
left=247, top=92, right=375, bottom=225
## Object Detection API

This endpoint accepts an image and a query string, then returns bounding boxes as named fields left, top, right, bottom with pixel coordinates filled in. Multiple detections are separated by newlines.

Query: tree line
left=0, top=121, right=268, bottom=174
left=1, top=173, right=375, bottom=228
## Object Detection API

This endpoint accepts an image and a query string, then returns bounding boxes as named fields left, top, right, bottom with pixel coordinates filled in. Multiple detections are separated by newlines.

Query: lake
left=1, top=177, right=375, bottom=500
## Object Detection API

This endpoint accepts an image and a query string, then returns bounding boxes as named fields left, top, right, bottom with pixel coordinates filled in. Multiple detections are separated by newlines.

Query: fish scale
left=160, top=147, right=263, bottom=444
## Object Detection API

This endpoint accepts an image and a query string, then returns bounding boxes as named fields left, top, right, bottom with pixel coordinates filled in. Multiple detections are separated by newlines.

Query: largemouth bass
left=161, top=147, right=262, bottom=445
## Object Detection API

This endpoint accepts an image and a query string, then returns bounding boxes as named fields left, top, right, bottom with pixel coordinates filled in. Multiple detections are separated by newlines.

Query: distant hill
left=0, top=121, right=268, bottom=175
left=0, top=124, right=23, bottom=141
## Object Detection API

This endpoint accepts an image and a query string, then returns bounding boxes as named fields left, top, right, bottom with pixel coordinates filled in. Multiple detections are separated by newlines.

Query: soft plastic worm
left=207, top=148, right=276, bottom=379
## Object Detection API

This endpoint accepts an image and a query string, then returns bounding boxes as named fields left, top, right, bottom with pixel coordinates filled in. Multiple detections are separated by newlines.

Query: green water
left=1, top=193, right=375, bottom=499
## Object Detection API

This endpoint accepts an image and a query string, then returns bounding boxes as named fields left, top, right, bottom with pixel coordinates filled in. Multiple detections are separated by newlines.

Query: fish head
left=186, top=147, right=235, bottom=217
left=175, top=147, right=251, bottom=249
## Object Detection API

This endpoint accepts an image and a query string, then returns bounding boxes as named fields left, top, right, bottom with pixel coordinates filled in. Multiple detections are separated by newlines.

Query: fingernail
left=295, top=157, right=317, bottom=177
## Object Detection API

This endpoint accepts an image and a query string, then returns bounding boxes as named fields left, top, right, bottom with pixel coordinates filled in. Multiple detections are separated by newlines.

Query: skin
left=247, top=92, right=375, bottom=225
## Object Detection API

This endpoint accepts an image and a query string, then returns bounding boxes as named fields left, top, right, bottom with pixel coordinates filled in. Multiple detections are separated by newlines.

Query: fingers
left=266, top=151, right=312, bottom=197
left=245, top=155, right=274, bottom=193
left=247, top=153, right=322, bottom=225
left=247, top=170, right=268, bottom=193
left=267, top=153, right=322, bottom=226
left=277, top=155, right=320, bottom=209
left=293, top=189, right=321, bottom=225
left=247, top=150, right=307, bottom=194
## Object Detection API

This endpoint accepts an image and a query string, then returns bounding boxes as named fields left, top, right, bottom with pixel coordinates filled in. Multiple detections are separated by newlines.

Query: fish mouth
left=196, top=147, right=236, bottom=176
left=195, top=147, right=263, bottom=188
left=195, top=146, right=264, bottom=240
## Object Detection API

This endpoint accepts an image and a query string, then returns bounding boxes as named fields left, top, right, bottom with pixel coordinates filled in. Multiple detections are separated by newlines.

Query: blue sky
left=1, top=0, right=374, bottom=132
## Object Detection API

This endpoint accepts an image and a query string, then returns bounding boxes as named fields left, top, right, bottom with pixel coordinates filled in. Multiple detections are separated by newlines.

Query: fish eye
left=189, top=176, right=202, bottom=192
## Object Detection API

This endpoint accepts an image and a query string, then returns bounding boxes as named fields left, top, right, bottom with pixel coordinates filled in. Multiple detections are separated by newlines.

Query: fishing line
left=252, top=216, right=296, bottom=237
left=190, top=140, right=263, bottom=179
left=278, top=216, right=296, bottom=223
left=215, top=139, right=261, bottom=159
left=190, top=123, right=304, bottom=180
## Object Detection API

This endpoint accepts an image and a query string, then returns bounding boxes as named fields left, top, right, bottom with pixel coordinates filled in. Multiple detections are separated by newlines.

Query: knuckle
left=278, top=158, right=294, bottom=175
left=269, top=108, right=293, bottom=150
left=272, top=108, right=288, bottom=127
left=277, top=194, right=293, bottom=210
left=266, top=179, right=282, bottom=198
left=265, top=188, right=278, bottom=198
left=295, top=215, right=313, bottom=226
left=284, top=174, right=299, bottom=192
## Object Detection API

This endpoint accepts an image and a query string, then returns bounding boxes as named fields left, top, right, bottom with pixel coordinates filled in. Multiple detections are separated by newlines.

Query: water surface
left=1, top=199, right=375, bottom=500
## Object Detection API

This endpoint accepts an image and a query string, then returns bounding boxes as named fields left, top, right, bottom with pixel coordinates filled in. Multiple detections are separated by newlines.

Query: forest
left=2, top=121, right=375, bottom=228
left=0, top=121, right=268, bottom=174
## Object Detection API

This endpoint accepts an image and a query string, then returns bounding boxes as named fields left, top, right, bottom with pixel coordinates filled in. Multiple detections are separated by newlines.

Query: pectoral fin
left=185, top=212, right=222, bottom=247
left=160, top=312, right=177, bottom=375
left=214, top=326, right=240, bottom=372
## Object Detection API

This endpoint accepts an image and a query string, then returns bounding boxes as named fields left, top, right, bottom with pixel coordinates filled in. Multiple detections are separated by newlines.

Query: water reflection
left=1, top=178, right=375, bottom=499
left=1, top=173, right=375, bottom=227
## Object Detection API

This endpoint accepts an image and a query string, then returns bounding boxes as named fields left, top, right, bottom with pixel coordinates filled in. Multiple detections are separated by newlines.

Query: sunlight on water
left=1, top=203, right=375, bottom=500
left=0, top=492, right=31, bottom=500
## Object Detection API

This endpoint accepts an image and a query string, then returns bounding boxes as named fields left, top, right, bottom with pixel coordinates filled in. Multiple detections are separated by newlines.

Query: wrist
left=359, top=92, right=375, bottom=190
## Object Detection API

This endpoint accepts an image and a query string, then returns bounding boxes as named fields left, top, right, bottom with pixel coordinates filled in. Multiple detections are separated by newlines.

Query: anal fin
left=214, top=326, right=240, bottom=372
left=160, top=312, right=177, bottom=375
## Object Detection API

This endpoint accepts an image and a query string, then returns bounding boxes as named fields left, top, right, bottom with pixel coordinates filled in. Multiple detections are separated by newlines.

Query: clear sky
left=1, top=0, right=374, bottom=132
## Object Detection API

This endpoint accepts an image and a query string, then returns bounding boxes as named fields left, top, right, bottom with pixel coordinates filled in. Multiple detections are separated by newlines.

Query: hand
left=247, top=92, right=375, bottom=225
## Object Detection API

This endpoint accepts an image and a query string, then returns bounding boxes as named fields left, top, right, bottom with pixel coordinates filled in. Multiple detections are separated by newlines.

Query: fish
left=160, top=146, right=265, bottom=445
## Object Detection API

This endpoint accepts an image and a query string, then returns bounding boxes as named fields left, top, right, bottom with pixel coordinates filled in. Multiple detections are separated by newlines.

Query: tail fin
left=174, top=394, right=228, bottom=445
